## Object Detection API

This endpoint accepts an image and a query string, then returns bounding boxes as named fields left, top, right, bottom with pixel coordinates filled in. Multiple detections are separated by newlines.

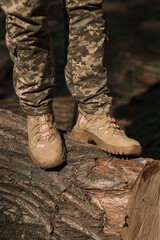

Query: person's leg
left=1, top=0, right=66, bottom=168
left=1, top=0, right=54, bottom=116
left=64, top=0, right=112, bottom=115
left=65, top=0, right=141, bottom=156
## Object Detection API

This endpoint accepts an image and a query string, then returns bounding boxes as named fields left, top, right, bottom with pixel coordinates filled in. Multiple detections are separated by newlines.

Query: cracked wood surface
left=0, top=109, right=159, bottom=240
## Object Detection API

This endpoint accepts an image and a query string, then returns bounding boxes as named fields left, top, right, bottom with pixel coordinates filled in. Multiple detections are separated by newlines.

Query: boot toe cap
left=29, top=143, right=66, bottom=169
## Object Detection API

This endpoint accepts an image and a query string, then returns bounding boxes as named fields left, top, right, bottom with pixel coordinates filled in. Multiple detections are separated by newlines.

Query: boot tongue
left=107, top=116, right=117, bottom=128
left=39, top=115, right=46, bottom=124
left=38, top=116, right=50, bottom=140
left=40, top=125, right=50, bottom=140
left=40, top=124, right=49, bottom=131
left=106, top=115, right=123, bottom=135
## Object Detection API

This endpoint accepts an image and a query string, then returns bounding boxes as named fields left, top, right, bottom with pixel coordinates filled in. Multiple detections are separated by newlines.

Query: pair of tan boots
left=27, top=109, right=141, bottom=169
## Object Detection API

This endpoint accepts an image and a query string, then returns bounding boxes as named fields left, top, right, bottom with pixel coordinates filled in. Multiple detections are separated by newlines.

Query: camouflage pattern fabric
left=65, top=0, right=112, bottom=114
left=0, top=0, right=55, bottom=115
left=0, top=0, right=112, bottom=116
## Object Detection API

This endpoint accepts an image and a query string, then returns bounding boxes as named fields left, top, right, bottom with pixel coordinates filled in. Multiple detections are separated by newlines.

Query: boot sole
left=70, top=127, right=142, bottom=156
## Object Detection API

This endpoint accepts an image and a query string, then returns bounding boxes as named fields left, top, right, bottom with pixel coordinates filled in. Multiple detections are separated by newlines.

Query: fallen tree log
left=0, top=109, right=159, bottom=240
left=121, top=160, right=160, bottom=240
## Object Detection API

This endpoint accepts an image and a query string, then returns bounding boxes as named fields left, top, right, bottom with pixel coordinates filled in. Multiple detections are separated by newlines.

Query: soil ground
left=0, top=0, right=160, bottom=159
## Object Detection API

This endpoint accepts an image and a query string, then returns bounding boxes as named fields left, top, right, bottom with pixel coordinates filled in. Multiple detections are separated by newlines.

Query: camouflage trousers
left=0, top=0, right=112, bottom=116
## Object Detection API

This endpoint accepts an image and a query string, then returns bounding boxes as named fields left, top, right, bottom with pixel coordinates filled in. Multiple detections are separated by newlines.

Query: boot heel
left=70, top=128, right=89, bottom=143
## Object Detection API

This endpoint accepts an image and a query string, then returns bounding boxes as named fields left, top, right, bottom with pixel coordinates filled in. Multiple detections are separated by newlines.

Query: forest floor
left=0, top=0, right=160, bottom=159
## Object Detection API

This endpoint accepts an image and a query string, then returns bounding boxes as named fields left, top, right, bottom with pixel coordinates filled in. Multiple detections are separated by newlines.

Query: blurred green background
left=0, top=0, right=160, bottom=158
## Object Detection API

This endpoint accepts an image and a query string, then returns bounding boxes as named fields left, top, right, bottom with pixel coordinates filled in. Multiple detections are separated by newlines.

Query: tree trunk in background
left=0, top=109, right=159, bottom=240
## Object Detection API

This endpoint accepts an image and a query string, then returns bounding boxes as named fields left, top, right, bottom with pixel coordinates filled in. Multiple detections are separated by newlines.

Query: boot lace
left=86, top=114, right=124, bottom=136
left=31, top=115, right=57, bottom=143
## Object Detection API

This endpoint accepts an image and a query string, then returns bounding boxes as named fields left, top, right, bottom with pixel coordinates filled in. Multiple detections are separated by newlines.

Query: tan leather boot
left=27, top=113, right=66, bottom=169
left=71, top=109, right=142, bottom=156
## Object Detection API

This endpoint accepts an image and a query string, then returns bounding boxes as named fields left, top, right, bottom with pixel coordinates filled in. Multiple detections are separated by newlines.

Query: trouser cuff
left=21, top=102, right=53, bottom=116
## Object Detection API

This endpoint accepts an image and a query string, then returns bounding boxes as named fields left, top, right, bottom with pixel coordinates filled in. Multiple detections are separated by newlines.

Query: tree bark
left=0, top=109, right=159, bottom=240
